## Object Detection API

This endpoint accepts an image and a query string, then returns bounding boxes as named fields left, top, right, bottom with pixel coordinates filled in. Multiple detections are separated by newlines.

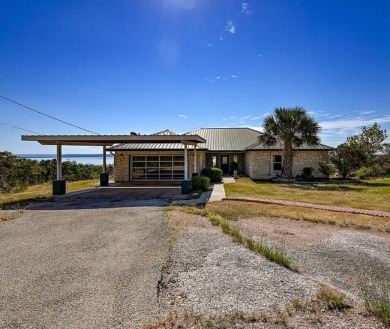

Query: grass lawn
left=224, top=178, right=390, bottom=212
left=0, top=179, right=98, bottom=208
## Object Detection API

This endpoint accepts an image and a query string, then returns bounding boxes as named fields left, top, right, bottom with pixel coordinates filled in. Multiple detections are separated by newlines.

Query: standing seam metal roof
left=108, top=128, right=333, bottom=151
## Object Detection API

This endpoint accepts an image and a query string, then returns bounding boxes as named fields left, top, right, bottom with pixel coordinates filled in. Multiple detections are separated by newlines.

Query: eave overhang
left=21, top=134, right=206, bottom=146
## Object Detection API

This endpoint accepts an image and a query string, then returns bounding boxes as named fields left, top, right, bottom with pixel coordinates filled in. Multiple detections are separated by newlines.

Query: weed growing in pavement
left=316, top=286, right=348, bottom=310
left=363, top=276, right=390, bottom=326
left=220, top=221, right=231, bottom=235
left=166, top=205, right=295, bottom=271
left=230, top=227, right=243, bottom=243
left=208, top=213, right=221, bottom=226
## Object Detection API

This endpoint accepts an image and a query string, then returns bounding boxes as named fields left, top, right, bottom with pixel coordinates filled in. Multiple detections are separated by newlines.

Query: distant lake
left=17, top=154, right=114, bottom=165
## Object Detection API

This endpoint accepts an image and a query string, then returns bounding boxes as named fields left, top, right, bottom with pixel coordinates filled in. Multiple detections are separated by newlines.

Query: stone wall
left=245, top=150, right=329, bottom=179
left=113, top=150, right=206, bottom=182
left=114, top=149, right=329, bottom=181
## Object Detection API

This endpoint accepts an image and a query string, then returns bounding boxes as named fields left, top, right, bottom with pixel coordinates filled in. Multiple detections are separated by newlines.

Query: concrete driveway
left=0, top=190, right=169, bottom=328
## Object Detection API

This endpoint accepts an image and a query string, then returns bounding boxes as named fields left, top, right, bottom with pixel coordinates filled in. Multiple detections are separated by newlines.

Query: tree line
left=0, top=151, right=113, bottom=193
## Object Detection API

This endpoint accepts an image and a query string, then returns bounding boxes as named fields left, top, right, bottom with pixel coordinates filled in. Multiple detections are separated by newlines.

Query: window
left=131, top=155, right=184, bottom=180
left=212, top=155, right=217, bottom=167
left=273, top=155, right=282, bottom=171
left=233, top=155, right=238, bottom=162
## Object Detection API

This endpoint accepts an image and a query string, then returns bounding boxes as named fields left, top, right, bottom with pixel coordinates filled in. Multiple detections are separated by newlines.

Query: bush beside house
left=201, top=167, right=223, bottom=182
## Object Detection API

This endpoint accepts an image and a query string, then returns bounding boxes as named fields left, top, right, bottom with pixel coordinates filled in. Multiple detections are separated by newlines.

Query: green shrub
left=318, top=161, right=335, bottom=179
left=210, top=167, right=223, bottom=182
left=190, top=175, right=210, bottom=192
left=355, top=166, right=384, bottom=179
left=229, top=161, right=238, bottom=175
left=200, top=167, right=223, bottom=182
left=302, top=167, right=315, bottom=181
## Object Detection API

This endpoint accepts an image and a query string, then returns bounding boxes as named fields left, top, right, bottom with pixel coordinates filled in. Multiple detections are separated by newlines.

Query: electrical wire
left=0, top=121, right=101, bottom=149
left=0, top=94, right=100, bottom=135
left=0, top=122, right=42, bottom=135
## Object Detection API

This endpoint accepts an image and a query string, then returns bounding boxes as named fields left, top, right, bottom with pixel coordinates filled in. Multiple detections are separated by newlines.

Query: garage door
left=131, top=155, right=185, bottom=180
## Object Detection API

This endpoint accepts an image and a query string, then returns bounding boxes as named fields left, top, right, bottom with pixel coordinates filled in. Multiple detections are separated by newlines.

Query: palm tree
left=258, top=107, right=321, bottom=179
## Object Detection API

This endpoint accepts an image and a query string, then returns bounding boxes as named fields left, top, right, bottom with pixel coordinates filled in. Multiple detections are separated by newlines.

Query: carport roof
left=21, top=134, right=206, bottom=146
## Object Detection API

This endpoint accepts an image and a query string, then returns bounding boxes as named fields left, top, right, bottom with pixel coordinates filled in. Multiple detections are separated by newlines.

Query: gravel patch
left=161, top=213, right=320, bottom=315
left=152, top=211, right=387, bottom=328
left=238, top=217, right=390, bottom=299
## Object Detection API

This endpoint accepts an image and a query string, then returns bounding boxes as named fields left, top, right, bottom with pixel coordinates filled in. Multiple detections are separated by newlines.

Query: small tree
left=345, top=123, right=387, bottom=167
left=330, top=123, right=387, bottom=178
left=379, top=143, right=390, bottom=175
left=329, top=143, right=358, bottom=179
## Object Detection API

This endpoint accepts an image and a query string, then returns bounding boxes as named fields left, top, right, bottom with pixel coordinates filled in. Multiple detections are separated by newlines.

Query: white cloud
left=360, top=110, right=375, bottom=115
left=226, top=20, right=236, bottom=34
left=219, top=36, right=224, bottom=40
left=231, top=75, right=237, bottom=78
left=207, top=43, right=212, bottom=47
left=320, top=115, right=390, bottom=130
left=241, top=3, right=252, bottom=16
left=178, top=114, right=188, bottom=119
left=222, top=116, right=237, bottom=121
left=240, top=114, right=251, bottom=121
left=216, top=76, right=221, bottom=80
left=251, top=116, right=262, bottom=120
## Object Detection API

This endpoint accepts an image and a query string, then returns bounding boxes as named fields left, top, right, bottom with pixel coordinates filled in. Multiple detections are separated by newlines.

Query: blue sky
left=1, top=0, right=389, bottom=154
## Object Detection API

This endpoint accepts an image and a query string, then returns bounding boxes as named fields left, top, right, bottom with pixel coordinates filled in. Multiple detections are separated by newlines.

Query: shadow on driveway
left=29, top=186, right=187, bottom=210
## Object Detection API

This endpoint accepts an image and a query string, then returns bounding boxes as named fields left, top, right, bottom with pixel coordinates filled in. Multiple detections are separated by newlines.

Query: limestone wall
left=245, top=150, right=329, bottom=179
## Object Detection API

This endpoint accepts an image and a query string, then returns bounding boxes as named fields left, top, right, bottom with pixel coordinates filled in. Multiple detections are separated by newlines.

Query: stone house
left=109, top=128, right=332, bottom=182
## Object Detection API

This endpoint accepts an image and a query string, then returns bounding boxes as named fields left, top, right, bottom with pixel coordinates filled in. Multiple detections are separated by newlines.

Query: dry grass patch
left=206, top=200, right=390, bottom=233
left=225, top=178, right=390, bottom=212
left=0, top=180, right=98, bottom=209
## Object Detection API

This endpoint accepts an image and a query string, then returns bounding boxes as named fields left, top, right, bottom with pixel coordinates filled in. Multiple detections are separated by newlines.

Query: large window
left=273, top=155, right=282, bottom=171
left=132, top=155, right=184, bottom=180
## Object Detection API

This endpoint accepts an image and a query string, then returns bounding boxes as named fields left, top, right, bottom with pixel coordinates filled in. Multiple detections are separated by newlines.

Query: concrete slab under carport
left=29, top=185, right=188, bottom=210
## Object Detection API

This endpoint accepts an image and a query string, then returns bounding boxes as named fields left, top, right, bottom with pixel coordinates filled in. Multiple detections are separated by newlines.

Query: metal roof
left=109, top=143, right=206, bottom=150
left=188, top=128, right=261, bottom=151
left=21, top=134, right=206, bottom=146
left=245, top=141, right=334, bottom=151
left=108, top=128, right=333, bottom=151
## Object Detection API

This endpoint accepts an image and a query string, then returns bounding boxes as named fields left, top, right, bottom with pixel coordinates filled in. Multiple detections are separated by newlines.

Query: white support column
left=184, top=144, right=188, bottom=180
left=193, top=144, right=197, bottom=174
left=56, top=144, right=62, bottom=180
left=102, top=145, right=107, bottom=173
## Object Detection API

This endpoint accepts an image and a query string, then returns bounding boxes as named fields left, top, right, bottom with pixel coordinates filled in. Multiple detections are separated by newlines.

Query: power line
left=0, top=122, right=42, bottom=134
left=0, top=121, right=101, bottom=149
left=0, top=94, right=100, bottom=135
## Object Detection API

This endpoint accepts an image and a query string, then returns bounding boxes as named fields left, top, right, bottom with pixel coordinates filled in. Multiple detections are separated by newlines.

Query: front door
left=221, top=155, right=229, bottom=174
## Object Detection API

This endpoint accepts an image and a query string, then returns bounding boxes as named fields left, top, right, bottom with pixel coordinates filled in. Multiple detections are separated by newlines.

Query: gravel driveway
left=0, top=196, right=169, bottom=328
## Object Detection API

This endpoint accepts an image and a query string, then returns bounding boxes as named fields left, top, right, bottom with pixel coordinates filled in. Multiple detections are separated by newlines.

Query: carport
left=21, top=134, right=206, bottom=195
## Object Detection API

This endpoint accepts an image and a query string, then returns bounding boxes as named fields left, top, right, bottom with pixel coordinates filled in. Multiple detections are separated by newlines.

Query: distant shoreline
left=17, top=154, right=114, bottom=165
left=17, top=154, right=114, bottom=158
